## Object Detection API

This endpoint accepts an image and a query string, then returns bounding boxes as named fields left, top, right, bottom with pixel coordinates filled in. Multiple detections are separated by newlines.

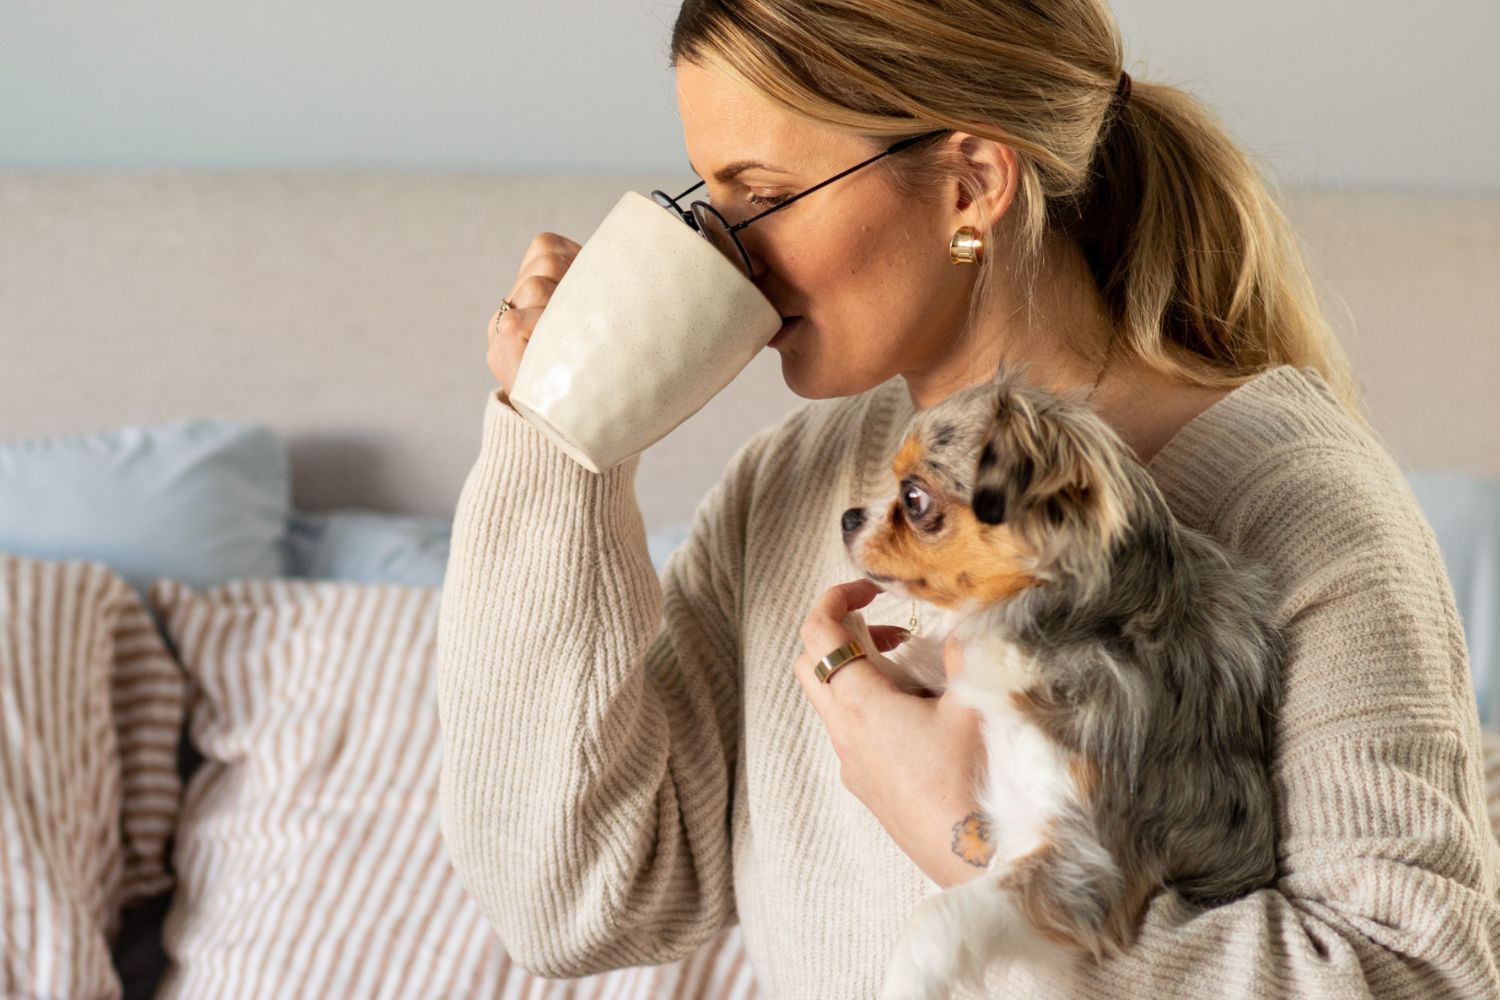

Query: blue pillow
left=285, top=509, right=453, bottom=587
left=0, top=419, right=290, bottom=600
left=1407, top=471, right=1500, bottom=727
left=648, top=520, right=693, bottom=573
left=285, top=509, right=695, bottom=586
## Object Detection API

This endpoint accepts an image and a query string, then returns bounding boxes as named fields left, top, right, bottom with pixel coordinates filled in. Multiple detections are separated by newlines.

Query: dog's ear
left=971, top=385, right=1106, bottom=536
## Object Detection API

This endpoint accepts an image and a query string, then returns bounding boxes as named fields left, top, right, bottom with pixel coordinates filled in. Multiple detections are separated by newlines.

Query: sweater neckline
left=1143, top=364, right=1300, bottom=473
left=859, top=363, right=1317, bottom=527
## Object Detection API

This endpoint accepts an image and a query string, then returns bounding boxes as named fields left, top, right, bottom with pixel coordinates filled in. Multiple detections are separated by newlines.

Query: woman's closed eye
left=747, top=192, right=790, bottom=208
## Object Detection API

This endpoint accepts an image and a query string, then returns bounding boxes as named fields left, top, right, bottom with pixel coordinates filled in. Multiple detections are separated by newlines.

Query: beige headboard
left=2, top=171, right=1496, bottom=533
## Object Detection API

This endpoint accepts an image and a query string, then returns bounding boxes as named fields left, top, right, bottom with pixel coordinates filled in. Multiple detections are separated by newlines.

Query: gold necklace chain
left=908, top=334, right=1115, bottom=639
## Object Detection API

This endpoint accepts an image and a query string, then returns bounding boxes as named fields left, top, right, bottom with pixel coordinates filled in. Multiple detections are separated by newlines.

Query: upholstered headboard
left=2, top=171, right=1496, bottom=531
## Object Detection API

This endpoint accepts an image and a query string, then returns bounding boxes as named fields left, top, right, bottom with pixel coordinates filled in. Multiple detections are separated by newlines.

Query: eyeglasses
left=652, top=128, right=950, bottom=278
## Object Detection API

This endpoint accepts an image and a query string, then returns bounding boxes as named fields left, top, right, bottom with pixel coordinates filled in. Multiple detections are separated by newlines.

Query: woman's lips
left=769, top=315, right=803, bottom=346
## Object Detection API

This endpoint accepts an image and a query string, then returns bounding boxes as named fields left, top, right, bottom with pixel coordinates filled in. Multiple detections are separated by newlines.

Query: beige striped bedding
left=1, top=553, right=186, bottom=1000
left=8, top=552, right=1500, bottom=996
left=146, top=577, right=758, bottom=999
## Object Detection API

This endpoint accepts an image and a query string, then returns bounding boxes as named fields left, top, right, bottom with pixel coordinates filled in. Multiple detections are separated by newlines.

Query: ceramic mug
left=508, top=190, right=784, bottom=474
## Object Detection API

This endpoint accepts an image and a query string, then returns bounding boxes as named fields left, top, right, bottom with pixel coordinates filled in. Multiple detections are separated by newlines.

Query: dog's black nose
left=841, top=507, right=865, bottom=536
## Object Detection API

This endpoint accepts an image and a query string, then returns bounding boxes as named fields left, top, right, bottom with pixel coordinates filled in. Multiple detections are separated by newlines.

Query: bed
left=1, top=170, right=1497, bottom=998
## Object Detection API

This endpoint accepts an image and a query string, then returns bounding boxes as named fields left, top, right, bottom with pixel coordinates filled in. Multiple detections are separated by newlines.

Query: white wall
left=2, top=0, right=1496, bottom=190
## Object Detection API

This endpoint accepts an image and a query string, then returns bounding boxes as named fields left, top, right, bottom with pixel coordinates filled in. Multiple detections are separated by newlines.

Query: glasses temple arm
left=728, top=128, right=949, bottom=232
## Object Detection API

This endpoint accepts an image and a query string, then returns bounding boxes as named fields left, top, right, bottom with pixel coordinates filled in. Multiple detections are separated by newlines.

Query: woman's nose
left=841, top=507, right=866, bottom=538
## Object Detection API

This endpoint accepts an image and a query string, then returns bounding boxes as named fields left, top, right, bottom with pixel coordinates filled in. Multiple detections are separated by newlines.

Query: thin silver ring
left=492, top=298, right=515, bottom=336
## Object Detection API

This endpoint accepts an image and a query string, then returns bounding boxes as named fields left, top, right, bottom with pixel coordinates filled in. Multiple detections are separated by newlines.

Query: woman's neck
left=904, top=237, right=1117, bottom=412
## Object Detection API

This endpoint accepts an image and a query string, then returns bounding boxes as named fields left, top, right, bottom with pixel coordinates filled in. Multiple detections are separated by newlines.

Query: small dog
left=839, top=364, right=1284, bottom=999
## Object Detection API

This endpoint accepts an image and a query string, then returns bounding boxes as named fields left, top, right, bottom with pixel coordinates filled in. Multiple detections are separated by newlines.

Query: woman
left=436, top=0, right=1500, bottom=995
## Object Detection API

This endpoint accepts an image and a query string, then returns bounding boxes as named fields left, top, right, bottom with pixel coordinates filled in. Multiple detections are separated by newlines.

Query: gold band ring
left=815, top=640, right=866, bottom=684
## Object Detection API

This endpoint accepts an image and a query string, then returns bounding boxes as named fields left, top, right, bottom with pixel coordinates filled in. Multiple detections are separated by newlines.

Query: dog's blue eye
left=902, top=485, right=930, bottom=518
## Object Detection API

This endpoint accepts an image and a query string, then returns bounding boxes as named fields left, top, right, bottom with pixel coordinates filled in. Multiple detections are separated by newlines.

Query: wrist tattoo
left=951, top=810, right=995, bottom=868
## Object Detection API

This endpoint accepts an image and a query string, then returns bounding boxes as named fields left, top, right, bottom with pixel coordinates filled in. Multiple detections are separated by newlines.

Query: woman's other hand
left=487, top=232, right=582, bottom=404
left=793, top=579, right=992, bottom=889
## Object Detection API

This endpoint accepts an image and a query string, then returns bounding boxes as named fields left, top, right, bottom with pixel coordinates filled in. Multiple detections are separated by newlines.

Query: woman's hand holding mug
left=482, top=192, right=781, bottom=473
left=486, top=232, right=581, bottom=404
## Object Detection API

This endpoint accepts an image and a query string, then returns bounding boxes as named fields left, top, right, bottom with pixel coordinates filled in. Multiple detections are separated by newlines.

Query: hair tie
left=1115, top=70, right=1132, bottom=104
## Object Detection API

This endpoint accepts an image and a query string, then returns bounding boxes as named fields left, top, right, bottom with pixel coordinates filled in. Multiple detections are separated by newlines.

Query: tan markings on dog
left=861, top=510, right=1036, bottom=608
left=1068, top=753, right=1102, bottom=800
left=860, top=434, right=1041, bottom=609
left=892, top=434, right=925, bottom=480
left=1107, top=864, right=1161, bottom=955
left=996, top=839, right=1155, bottom=959
left=993, top=840, right=1087, bottom=952
left=1005, top=684, right=1073, bottom=748
left=1000, top=684, right=1164, bottom=959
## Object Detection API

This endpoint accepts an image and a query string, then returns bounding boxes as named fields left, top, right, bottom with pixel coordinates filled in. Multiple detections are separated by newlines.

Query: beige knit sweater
left=435, top=364, right=1500, bottom=998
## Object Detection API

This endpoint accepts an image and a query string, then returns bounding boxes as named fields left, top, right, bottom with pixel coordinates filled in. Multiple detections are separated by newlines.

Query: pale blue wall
left=2, top=0, right=1496, bottom=190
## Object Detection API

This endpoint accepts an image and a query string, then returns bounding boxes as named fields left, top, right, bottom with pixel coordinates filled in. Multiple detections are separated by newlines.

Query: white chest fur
left=876, top=628, right=1096, bottom=998
left=846, top=605, right=1084, bottom=868
left=948, top=635, right=1081, bottom=867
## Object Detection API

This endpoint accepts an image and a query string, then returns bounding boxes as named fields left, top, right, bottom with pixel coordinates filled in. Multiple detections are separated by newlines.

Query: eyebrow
left=688, top=159, right=792, bottom=183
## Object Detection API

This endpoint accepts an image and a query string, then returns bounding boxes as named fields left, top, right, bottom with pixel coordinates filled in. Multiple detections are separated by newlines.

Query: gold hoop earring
left=949, top=226, right=983, bottom=265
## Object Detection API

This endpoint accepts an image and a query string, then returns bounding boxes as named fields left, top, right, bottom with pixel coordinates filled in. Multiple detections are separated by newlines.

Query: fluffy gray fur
left=848, top=363, right=1285, bottom=990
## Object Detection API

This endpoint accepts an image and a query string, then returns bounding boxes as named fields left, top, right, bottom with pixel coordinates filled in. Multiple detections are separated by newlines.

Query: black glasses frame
left=652, top=128, right=951, bottom=277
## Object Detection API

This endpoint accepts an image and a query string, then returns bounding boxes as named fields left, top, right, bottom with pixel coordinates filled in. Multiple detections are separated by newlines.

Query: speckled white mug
left=508, top=190, right=783, bottom=474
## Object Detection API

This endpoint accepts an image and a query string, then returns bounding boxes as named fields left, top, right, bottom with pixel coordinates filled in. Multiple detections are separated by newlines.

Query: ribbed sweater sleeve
left=434, top=388, right=764, bottom=978
left=980, top=437, right=1500, bottom=998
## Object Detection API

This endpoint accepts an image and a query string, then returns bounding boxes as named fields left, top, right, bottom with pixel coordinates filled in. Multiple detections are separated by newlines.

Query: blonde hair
left=670, top=0, right=1369, bottom=427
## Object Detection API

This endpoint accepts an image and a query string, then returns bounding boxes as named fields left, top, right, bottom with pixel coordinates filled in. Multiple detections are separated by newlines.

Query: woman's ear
left=943, top=132, right=1019, bottom=235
